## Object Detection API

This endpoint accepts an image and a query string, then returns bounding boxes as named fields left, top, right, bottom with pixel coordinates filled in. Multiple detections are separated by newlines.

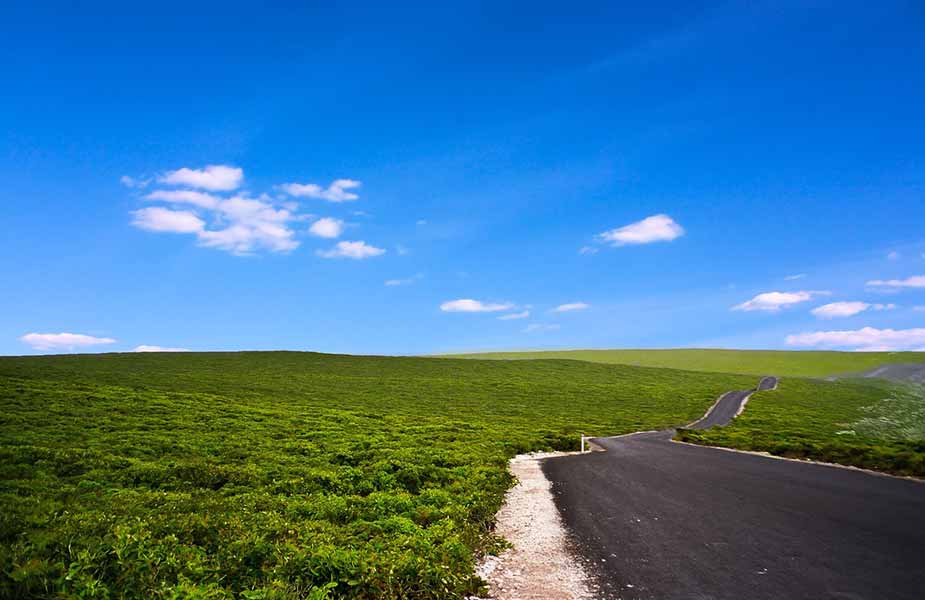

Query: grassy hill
left=676, top=377, right=925, bottom=475
left=3, top=350, right=921, bottom=599
left=0, top=352, right=752, bottom=599
left=444, top=348, right=925, bottom=377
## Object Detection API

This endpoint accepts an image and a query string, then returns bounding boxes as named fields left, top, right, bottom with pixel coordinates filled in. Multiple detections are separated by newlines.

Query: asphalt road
left=685, top=376, right=777, bottom=430
left=542, top=377, right=925, bottom=600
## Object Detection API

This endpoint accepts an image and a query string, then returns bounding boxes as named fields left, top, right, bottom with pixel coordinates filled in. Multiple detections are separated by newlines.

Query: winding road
left=542, top=376, right=925, bottom=600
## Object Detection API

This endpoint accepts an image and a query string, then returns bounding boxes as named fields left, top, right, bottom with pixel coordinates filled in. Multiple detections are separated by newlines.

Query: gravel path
left=475, top=452, right=596, bottom=600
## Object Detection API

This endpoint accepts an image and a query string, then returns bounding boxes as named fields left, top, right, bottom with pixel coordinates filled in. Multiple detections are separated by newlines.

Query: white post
left=581, top=435, right=586, bottom=453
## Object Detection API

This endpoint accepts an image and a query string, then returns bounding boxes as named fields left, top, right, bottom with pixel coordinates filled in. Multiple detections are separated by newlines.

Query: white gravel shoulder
left=473, top=452, right=596, bottom=600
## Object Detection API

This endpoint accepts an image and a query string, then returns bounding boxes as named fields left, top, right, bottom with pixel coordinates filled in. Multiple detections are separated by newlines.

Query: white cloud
left=440, top=299, right=515, bottom=313
left=198, top=223, right=297, bottom=254
left=20, top=332, right=116, bottom=351
left=160, top=165, right=243, bottom=191
left=135, top=187, right=302, bottom=254
left=279, top=179, right=361, bottom=202
left=784, top=273, right=806, bottom=281
left=811, top=301, right=896, bottom=319
left=385, top=273, right=423, bottom=286
left=416, top=219, right=427, bottom=226
left=317, top=240, right=385, bottom=259
left=887, top=251, right=900, bottom=261
left=133, top=345, right=190, bottom=352
left=554, top=302, right=589, bottom=313
left=131, top=167, right=386, bottom=257
left=131, top=207, right=205, bottom=233
left=145, top=189, right=220, bottom=209
left=498, top=310, right=530, bottom=320
left=866, top=275, right=925, bottom=290
left=579, top=246, right=599, bottom=255
left=786, top=327, right=925, bottom=351
left=396, top=245, right=410, bottom=256
left=598, top=214, right=684, bottom=246
left=523, top=323, right=561, bottom=333
left=732, top=290, right=829, bottom=312
left=120, top=175, right=150, bottom=189
left=308, top=217, right=344, bottom=239
left=194, top=196, right=299, bottom=255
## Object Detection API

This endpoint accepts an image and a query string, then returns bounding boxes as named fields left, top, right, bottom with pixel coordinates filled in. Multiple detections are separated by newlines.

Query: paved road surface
left=543, top=377, right=925, bottom=599
left=685, top=376, right=776, bottom=430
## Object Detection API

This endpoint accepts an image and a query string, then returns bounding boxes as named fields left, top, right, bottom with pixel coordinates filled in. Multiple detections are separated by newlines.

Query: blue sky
left=3, top=1, right=925, bottom=356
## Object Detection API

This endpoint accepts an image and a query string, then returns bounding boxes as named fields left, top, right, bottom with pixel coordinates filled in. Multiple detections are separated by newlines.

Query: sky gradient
left=2, top=1, right=924, bottom=355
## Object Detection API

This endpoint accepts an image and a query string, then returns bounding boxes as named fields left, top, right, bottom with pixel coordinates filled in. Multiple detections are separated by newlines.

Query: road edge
left=473, top=451, right=596, bottom=600
left=670, top=438, right=925, bottom=483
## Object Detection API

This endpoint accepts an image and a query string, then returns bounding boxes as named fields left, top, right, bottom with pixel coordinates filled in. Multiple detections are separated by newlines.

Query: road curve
left=542, top=377, right=925, bottom=600
left=685, top=376, right=776, bottom=430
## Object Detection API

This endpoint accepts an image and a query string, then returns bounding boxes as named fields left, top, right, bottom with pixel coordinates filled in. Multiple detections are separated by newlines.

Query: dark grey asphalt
left=542, top=377, right=925, bottom=600
left=686, top=376, right=776, bottom=430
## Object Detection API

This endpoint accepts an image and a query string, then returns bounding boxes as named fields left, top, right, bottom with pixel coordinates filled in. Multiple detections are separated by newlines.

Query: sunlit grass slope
left=445, top=348, right=925, bottom=377
left=677, top=377, right=925, bottom=476
left=0, top=352, right=752, bottom=599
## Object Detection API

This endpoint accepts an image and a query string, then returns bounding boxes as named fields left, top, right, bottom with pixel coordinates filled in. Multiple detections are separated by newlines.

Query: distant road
left=543, top=376, right=925, bottom=600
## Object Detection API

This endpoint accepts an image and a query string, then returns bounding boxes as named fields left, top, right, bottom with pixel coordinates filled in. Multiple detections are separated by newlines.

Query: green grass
left=445, top=348, right=925, bottom=377
left=449, top=348, right=925, bottom=476
left=676, top=378, right=925, bottom=477
left=0, top=351, right=753, bottom=599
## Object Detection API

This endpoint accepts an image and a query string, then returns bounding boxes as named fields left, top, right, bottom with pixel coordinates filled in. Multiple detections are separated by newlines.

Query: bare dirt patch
left=475, top=452, right=595, bottom=600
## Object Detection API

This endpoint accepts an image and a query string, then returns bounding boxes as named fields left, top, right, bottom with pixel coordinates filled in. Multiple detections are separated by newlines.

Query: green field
left=0, top=352, right=752, bottom=599
left=676, top=377, right=925, bottom=477
left=3, top=350, right=923, bottom=599
left=450, top=348, right=925, bottom=477
left=445, top=348, right=925, bottom=377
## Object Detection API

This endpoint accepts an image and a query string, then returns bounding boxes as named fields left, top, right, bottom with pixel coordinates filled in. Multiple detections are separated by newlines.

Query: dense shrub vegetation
left=676, top=378, right=925, bottom=477
left=0, top=352, right=752, bottom=599
left=449, top=348, right=925, bottom=377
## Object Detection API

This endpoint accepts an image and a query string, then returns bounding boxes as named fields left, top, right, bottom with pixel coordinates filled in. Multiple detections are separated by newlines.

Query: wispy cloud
left=887, top=251, right=900, bottom=261
left=579, top=246, right=599, bottom=255
left=120, top=175, right=150, bottom=189
left=308, top=217, right=344, bottom=239
left=498, top=310, right=530, bottom=320
left=597, top=214, right=684, bottom=246
left=316, top=240, right=385, bottom=259
left=811, top=301, right=896, bottom=319
left=784, top=273, right=806, bottom=281
left=440, top=299, right=515, bottom=313
left=279, top=179, right=361, bottom=202
left=145, top=189, right=220, bottom=209
left=385, top=273, right=424, bottom=286
left=553, top=302, right=589, bottom=312
left=732, top=290, right=829, bottom=312
left=160, top=165, right=243, bottom=191
left=786, top=327, right=925, bottom=351
left=866, top=275, right=925, bottom=290
left=131, top=207, right=205, bottom=233
left=20, top=332, right=116, bottom=351
left=133, top=345, right=189, bottom=352
left=523, top=323, right=560, bottom=333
